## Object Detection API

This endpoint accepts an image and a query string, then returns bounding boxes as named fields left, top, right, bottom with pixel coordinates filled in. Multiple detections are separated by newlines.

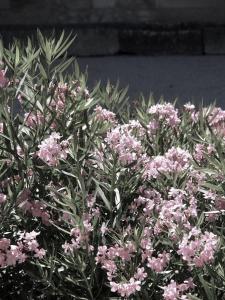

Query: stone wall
left=0, top=0, right=225, bottom=55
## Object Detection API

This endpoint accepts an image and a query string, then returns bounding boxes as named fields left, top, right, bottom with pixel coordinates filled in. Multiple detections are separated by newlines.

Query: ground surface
left=78, top=55, right=225, bottom=108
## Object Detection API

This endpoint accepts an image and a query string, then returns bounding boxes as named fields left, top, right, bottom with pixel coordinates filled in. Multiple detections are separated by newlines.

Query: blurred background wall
left=1, top=1, right=225, bottom=106
left=0, top=0, right=225, bottom=55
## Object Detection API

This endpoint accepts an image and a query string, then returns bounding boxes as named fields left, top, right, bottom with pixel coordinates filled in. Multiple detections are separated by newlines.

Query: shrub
left=0, top=31, right=225, bottom=299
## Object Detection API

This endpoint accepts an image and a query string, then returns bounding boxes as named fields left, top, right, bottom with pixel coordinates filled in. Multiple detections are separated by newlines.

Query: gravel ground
left=78, top=55, right=225, bottom=108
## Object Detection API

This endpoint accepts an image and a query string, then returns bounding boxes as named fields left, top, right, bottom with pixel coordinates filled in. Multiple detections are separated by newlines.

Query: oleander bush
left=0, top=31, right=225, bottom=299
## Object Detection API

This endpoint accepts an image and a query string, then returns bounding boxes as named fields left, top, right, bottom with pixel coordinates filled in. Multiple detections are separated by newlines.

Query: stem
left=110, top=155, right=117, bottom=221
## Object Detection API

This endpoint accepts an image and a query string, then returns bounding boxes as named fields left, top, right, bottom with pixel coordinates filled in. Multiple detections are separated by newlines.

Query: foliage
left=0, top=31, right=225, bottom=300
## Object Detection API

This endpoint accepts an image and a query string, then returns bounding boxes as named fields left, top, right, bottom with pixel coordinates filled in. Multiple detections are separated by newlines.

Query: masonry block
left=157, top=0, right=223, bottom=8
left=93, top=0, right=116, bottom=8
left=204, top=27, right=225, bottom=54
left=0, top=0, right=10, bottom=9
left=62, top=0, right=91, bottom=9
left=119, top=29, right=202, bottom=55
left=116, top=0, right=156, bottom=9
left=69, top=28, right=119, bottom=56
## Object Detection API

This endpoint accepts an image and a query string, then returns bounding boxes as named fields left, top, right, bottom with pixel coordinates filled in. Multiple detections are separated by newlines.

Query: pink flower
left=18, top=193, right=51, bottom=225
left=183, top=103, right=195, bottom=112
left=34, top=248, right=46, bottom=259
left=147, top=251, right=170, bottom=272
left=87, top=194, right=96, bottom=208
left=20, top=230, right=40, bottom=241
left=193, top=143, right=215, bottom=163
left=110, top=278, right=141, bottom=298
left=6, top=246, right=20, bottom=266
left=208, top=107, right=225, bottom=137
left=0, top=232, right=45, bottom=268
left=105, top=125, right=142, bottom=165
left=17, top=188, right=31, bottom=206
left=95, top=245, right=108, bottom=263
left=100, top=222, right=108, bottom=235
left=0, top=238, right=10, bottom=251
left=62, top=241, right=75, bottom=254
left=193, top=144, right=205, bottom=162
left=0, top=70, right=8, bottom=88
left=134, top=267, right=147, bottom=281
left=94, top=106, right=116, bottom=124
left=178, top=228, right=219, bottom=267
left=0, top=193, right=6, bottom=204
left=49, top=82, right=68, bottom=112
left=165, top=147, right=191, bottom=172
left=37, top=132, right=69, bottom=166
left=143, top=147, right=191, bottom=179
left=148, top=103, right=181, bottom=128
left=24, top=112, right=45, bottom=128
left=163, top=279, right=194, bottom=300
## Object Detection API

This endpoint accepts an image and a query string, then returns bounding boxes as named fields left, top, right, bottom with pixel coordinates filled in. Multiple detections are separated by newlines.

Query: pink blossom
left=18, top=190, right=51, bottom=225
left=134, top=267, right=147, bottom=281
left=215, top=196, right=225, bottom=210
left=34, top=248, right=46, bottom=259
left=94, top=105, right=116, bottom=124
left=148, top=103, right=181, bottom=128
left=183, top=103, right=195, bottom=112
left=0, top=238, right=10, bottom=251
left=208, top=107, right=225, bottom=137
left=163, top=278, right=194, bottom=300
left=178, top=228, right=219, bottom=267
left=24, top=112, right=45, bottom=128
left=95, top=245, right=108, bottom=264
left=62, top=241, right=75, bottom=254
left=37, top=132, right=69, bottom=166
left=165, top=147, right=191, bottom=172
left=105, top=125, right=142, bottom=165
left=0, top=231, right=45, bottom=268
left=87, top=194, right=96, bottom=208
left=110, top=277, right=141, bottom=298
left=49, top=82, right=68, bottom=112
left=147, top=120, right=159, bottom=135
left=193, top=143, right=215, bottom=163
left=0, top=193, right=6, bottom=204
left=147, top=251, right=170, bottom=272
left=63, top=217, right=94, bottom=253
left=193, top=143, right=205, bottom=162
left=143, top=147, right=191, bottom=179
left=0, top=70, right=8, bottom=88
left=100, top=222, right=108, bottom=235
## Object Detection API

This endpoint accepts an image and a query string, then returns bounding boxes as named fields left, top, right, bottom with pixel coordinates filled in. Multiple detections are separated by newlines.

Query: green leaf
left=188, top=294, right=203, bottom=300
left=96, top=185, right=111, bottom=211
left=198, top=275, right=215, bottom=300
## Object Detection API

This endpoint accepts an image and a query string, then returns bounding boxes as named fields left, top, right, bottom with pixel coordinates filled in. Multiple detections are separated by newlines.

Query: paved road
left=78, top=55, right=225, bottom=108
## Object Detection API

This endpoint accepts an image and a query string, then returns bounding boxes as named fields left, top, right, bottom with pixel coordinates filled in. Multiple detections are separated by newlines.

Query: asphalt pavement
left=78, top=55, right=225, bottom=108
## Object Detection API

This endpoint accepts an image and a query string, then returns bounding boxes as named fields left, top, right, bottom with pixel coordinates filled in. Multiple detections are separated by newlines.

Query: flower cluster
left=17, top=188, right=51, bottom=225
left=148, top=103, right=181, bottom=128
left=62, top=219, right=94, bottom=253
left=0, top=231, right=45, bottom=268
left=178, top=228, right=219, bottom=267
left=37, top=132, right=69, bottom=166
left=96, top=243, right=147, bottom=298
left=24, top=112, right=45, bottom=128
left=143, top=147, right=191, bottom=179
left=94, top=105, right=117, bottom=124
left=163, top=278, right=195, bottom=300
left=105, top=125, right=143, bottom=165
